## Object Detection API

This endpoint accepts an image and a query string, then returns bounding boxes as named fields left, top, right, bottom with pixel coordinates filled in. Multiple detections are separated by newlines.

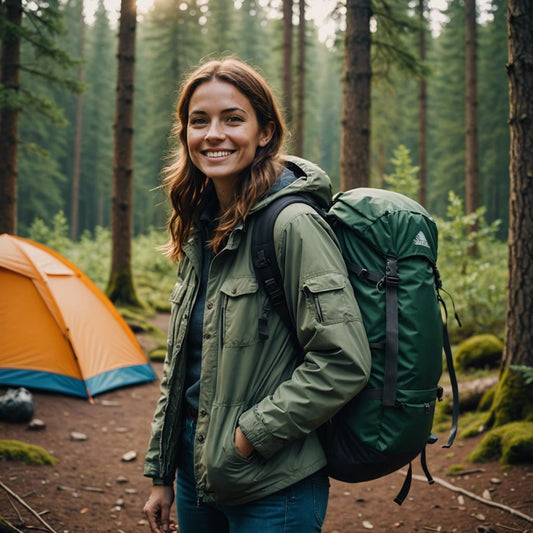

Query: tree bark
left=483, top=0, right=533, bottom=431
left=503, top=0, right=533, bottom=371
left=340, top=0, right=371, bottom=191
left=465, top=0, right=479, bottom=216
left=107, top=0, right=140, bottom=306
left=294, top=0, right=305, bottom=156
left=418, top=0, right=427, bottom=207
left=0, top=0, right=22, bottom=235
left=282, top=0, right=293, bottom=129
left=70, top=3, right=85, bottom=241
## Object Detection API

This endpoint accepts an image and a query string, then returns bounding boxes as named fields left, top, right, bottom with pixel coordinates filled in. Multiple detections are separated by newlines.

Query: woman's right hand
left=143, top=485, right=177, bottom=533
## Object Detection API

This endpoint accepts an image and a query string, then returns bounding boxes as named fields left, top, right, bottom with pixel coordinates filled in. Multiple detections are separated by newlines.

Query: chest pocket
left=220, top=277, right=261, bottom=347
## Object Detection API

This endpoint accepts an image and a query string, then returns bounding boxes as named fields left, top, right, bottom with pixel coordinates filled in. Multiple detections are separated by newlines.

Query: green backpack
left=252, top=185, right=459, bottom=505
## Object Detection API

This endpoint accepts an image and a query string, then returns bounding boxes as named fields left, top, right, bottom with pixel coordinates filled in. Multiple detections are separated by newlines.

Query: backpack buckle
left=385, top=258, right=399, bottom=286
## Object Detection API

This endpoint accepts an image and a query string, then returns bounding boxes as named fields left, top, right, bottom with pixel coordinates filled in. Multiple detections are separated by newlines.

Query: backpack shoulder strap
left=251, top=194, right=318, bottom=345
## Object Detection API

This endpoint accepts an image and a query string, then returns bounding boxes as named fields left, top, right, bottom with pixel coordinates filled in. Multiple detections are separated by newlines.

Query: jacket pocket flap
left=221, top=277, right=259, bottom=297
left=302, top=272, right=346, bottom=294
left=169, top=281, right=187, bottom=304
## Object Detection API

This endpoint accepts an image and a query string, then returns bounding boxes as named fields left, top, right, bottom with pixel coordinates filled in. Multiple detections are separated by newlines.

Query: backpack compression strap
left=251, top=194, right=318, bottom=347
left=344, top=258, right=400, bottom=408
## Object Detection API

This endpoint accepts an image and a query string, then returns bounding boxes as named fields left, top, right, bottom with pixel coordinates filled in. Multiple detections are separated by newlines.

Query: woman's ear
left=258, top=121, right=275, bottom=147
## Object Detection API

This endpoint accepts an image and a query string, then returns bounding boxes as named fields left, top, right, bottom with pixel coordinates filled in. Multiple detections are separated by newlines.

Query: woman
left=143, top=57, right=371, bottom=533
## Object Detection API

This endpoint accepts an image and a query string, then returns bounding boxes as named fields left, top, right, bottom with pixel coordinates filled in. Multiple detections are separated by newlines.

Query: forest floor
left=1, top=314, right=532, bottom=533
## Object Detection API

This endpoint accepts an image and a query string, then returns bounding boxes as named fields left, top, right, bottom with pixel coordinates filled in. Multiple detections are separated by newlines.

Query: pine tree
left=107, top=0, right=140, bottom=306
left=465, top=0, right=479, bottom=222
left=0, top=0, right=82, bottom=235
left=281, top=0, right=294, bottom=134
left=478, top=0, right=509, bottom=235
left=473, top=0, right=533, bottom=453
left=81, top=0, right=115, bottom=232
left=294, top=0, right=306, bottom=156
left=427, top=0, right=466, bottom=216
left=341, top=0, right=371, bottom=190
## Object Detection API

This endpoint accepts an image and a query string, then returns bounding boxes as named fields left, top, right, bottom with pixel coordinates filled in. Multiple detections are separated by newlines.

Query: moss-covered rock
left=0, top=439, right=57, bottom=465
left=454, top=334, right=503, bottom=371
left=149, top=345, right=168, bottom=362
left=467, top=421, right=533, bottom=464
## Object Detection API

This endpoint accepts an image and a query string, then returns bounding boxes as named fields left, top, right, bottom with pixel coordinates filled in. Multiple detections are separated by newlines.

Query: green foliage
left=447, top=464, right=466, bottom=476
left=0, top=439, right=57, bottom=465
left=510, top=365, right=533, bottom=385
left=454, top=334, right=503, bottom=372
left=467, top=422, right=533, bottom=464
left=27, top=211, right=71, bottom=252
left=436, top=192, right=506, bottom=341
left=383, top=144, right=419, bottom=199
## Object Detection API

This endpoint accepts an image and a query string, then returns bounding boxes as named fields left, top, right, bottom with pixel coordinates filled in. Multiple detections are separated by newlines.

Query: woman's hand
left=234, top=426, right=254, bottom=458
left=143, top=485, right=177, bottom=533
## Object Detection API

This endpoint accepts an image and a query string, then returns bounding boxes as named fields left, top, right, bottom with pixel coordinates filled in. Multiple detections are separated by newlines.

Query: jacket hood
left=251, top=155, right=333, bottom=214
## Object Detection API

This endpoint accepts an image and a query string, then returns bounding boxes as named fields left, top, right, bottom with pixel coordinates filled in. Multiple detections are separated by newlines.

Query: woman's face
left=186, top=80, right=274, bottom=192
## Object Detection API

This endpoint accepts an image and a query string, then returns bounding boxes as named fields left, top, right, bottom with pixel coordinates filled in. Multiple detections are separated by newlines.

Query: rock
left=490, top=477, right=502, bottom=485
left=116, top=476, right=129, bottom=484
left=362, top=520, right=374, bottom=529
left=70, top=431, right=88, bottom=441
left=121, top=450, right=137, bottom=462
left=27, top=418, right=46, bottom=430
left=482, top=489, right=492, bottom=500
left=101, top=400, right=121, bottom=407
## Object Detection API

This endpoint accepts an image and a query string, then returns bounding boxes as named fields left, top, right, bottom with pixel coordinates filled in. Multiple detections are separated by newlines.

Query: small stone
left=482, top=489, right=492, bottom=500
left=125, top=488, right=137, bottom=494
left=70, top=431, right=88, bottom=441
left=362, top=520, right=374, bottom=529
left=457, top=495, right=465, bottom=506
left=101, top=400, right=121, bottom=407
left=116, top=476, right=129, bottom=484
left=121, top=450, right=137, bottom=462
left=490, top=477, right=501, bottom=484
left=27, top=418, right=46, bottom=430
left=138, top=519, right=149, bottom=526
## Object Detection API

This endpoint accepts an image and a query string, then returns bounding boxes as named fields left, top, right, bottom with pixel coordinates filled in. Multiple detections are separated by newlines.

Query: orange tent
left=0, top=234, right=156, bottom=400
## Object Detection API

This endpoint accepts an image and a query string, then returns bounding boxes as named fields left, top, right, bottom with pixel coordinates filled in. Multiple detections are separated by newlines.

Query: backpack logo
left=413, top=230, right=430, bottom=248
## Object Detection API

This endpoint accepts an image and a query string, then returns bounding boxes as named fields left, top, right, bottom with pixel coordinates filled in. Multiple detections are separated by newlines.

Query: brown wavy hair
left=163, top=57, right=286, bottom=260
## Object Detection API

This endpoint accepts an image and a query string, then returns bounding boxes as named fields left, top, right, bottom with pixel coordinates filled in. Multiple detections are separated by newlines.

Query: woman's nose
left=205, top=120, right=225, bottom=142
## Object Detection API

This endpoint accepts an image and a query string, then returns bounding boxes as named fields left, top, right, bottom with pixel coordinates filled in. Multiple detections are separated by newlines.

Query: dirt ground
left=1, top=315, right=532, bottom=533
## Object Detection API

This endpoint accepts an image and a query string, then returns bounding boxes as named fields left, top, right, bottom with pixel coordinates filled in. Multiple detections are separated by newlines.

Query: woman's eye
left=189, top=117, right=207, bottom=126
left=227, top=116, right=244, bottom=123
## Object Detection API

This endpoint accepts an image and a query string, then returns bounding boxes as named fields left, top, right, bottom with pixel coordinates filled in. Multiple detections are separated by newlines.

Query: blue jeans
left=176, top=416, right=329, bottom=533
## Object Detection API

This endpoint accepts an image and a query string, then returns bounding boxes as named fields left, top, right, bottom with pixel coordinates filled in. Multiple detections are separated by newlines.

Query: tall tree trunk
left=294, top=0, right=305, bottom=156
left=340, top=0, right=371, bottom=191
left=282, top=0, right=293, bottom=129
left=106, top=0, right=140, bottom=306
left=465, top=0, right=479, bottom=217
left=70, top=3, right=85, bottom=241
left=418, top=0, right=427, bottom=207
left=0, top=0, right=22, bottom=235
left=487, top=0, right=533, bottom=430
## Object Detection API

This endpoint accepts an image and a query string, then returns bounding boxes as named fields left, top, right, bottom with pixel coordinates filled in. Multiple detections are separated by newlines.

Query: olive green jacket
left=144, top=156, right=371, bottom=505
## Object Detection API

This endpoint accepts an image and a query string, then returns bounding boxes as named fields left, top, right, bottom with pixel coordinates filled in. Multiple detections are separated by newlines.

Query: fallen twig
left=0, top=481, right=58, bottom=533
left=399, top=470, right=533, bottom=524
